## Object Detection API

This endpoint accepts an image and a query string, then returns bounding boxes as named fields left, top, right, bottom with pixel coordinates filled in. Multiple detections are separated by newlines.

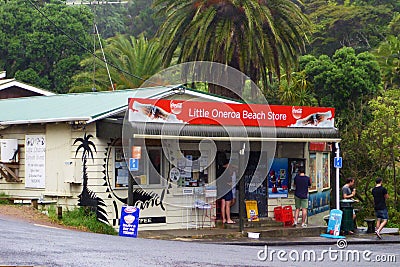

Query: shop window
left=114, top=147, right=129, bottom=188
left=114, top=147, right=163, bottom=187
left=166, top=149, right=210, bottom=188
left=309, top=153, right=317, bottom=191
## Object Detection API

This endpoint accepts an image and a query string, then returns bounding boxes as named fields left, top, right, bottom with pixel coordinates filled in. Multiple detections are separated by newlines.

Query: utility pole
left=66, top=0, right=128, bottom=91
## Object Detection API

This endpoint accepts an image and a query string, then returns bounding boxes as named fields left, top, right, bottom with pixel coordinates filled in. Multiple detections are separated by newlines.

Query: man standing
left=342, top=177, right=357, bottom=233
left=293, top=166, right=311, bottom=227
left=372, top=177, right=389, bottom=239
left=342, top=178, right=356, bottom=200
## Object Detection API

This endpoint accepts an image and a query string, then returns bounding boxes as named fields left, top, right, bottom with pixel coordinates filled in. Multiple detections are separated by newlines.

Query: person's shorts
left=375, top=209, right=389, bottom=220
left=221, top=190, right=233, bottom=201
left=295, top=196, right=308, bottom=209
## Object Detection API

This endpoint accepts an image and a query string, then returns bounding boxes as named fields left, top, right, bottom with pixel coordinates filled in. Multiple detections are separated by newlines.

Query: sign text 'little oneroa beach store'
left=128, top=98, right=335, bottom=128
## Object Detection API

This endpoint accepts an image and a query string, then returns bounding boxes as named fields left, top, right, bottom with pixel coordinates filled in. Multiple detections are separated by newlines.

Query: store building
left=0, top=85, right=340, bottom=230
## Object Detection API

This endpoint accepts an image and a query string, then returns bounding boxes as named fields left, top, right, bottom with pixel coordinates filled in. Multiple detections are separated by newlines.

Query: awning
left=130, top=123, right=340, bottom=142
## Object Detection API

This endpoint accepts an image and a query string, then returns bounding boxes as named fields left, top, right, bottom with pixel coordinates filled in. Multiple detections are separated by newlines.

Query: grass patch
left=48, top=206, right=117, bottom=235
left=0, top=192, right=10, bottom=204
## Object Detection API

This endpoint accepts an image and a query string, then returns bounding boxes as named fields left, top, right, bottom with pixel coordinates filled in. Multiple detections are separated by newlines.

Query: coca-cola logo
left=124, top=206, right=137, bottom=213
left=170, top=101, right=183, bottom=114
left=292, top=106, right=302, bottom=119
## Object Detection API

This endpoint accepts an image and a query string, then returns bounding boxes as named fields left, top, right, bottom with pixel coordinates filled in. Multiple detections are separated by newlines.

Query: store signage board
left=128, top=98, right=335, bottom=128
left=25, top=135, right=46, bottom=188
left=119, top=206, right=140, bottom=238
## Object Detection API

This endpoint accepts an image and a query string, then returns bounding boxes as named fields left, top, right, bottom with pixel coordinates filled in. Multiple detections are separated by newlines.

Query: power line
left=26, top=0, right=166, bottom=89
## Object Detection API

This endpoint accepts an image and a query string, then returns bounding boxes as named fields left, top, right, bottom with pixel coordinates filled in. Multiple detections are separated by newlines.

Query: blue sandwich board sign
left=119, top=206, right=140, bottom=238
left=320, top=209, right=345, bottom=239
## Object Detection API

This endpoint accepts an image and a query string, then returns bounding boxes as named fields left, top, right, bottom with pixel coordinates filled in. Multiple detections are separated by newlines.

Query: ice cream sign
left=128, top=98, right=335, bottom=128
left=119, top=206, right=140, bottom=238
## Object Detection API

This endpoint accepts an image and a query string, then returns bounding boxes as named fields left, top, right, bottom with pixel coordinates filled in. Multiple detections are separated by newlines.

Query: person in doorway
left=293, top=166, right=311, bottom=227
left=230, top=169, right=237, bottom=208
left=342, top=177, right=358, bottom=233
left=372, top=177, right=389, bottom=239
left=217, top=153, right=235, bottom=224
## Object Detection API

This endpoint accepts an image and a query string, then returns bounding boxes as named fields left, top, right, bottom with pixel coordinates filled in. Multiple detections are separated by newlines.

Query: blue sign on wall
left=334, top=157, right=342, bottom=168
left=129, top=158, right=139, bottom=171
left=119, top=206, right=140, bottom=238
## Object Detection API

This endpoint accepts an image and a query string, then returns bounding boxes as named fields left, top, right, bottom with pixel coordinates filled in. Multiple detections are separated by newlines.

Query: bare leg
left=226, top=200, right=234, bottom=223
left=377, top=220, right=387, bottom=233
left=376, top=219, right=381, bottom=231
left=301, top=208, right=307, bottom=225
left=221, top=199, right=226, bottom=223
left=294, top=208, right=300, bottom=225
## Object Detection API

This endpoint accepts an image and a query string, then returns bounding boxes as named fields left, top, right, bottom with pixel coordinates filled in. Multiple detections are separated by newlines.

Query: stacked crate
left=274, top=205, right=294, bottom=226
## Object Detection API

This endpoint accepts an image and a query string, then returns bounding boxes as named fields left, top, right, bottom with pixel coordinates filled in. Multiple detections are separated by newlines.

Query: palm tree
left=279, top=70, right=315, bottom=105
left=153, top=0, right=310, bottom=99
left=373, top=35, right=400, bottom=90
left=74, top=133, right=107, bottom=223
left=70, top=34, right=164, bottom=92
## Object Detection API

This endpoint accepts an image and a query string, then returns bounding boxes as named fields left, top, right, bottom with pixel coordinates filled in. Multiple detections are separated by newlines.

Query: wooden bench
left=0, top=197, right=39, bottom=207
left=364, top=218, right=376, bottom=233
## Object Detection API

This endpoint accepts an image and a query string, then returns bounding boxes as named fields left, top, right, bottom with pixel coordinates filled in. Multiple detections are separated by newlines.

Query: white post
left=335, top=142, right=340, bottom=210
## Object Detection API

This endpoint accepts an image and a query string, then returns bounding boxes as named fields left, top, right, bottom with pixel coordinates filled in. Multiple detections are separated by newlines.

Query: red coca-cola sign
left=170, top=100, right=183, bottom=115
left=128, top=98, right=335, bottom=128
left=292, top=106, right=303, bottom=119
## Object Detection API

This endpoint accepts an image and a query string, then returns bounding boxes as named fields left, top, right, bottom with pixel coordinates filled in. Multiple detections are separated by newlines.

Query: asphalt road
left=0, top=215, right=399, bottom=267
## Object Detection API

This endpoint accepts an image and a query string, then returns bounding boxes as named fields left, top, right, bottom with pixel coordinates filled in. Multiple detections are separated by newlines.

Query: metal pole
left=128, top=138, right=134, bottom=206
left=335, top=142, right=340, bottom=210
left=238, top=143, right=246, bottom=233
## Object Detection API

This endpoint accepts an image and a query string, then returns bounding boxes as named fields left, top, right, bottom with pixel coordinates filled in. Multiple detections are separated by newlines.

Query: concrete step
left=245, top=218, right=284, bottom=228
left=247, top=225, right=327, bottom=238
left=218, top=217, right=284, bottom=229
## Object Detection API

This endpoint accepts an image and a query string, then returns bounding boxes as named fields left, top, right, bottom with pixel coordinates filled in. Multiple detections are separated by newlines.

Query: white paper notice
left=25, top=135, right=46, bottom=188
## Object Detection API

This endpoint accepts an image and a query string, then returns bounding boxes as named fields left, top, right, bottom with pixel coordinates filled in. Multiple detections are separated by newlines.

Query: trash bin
left=340, top=200, right=355, bottom=233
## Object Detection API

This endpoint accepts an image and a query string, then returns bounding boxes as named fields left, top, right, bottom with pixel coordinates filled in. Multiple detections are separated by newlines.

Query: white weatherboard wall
left=45, top=123, right=73, bottom=197
left=0, top=124, right=45, bottom=196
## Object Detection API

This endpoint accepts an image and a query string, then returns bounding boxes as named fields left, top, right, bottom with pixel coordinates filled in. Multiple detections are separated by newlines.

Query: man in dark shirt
left=342, top=177, right=358, bottom=233
left=293, top=166, right=311, bottom=227
left=372, top=177, right=389, bottom=239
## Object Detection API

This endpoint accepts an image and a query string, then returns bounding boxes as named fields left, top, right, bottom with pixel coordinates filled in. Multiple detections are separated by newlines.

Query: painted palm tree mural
left=74, top=133, right=107, bottom=223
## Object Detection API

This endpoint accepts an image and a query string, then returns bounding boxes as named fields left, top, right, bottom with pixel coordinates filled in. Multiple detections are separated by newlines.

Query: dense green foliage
left=88, top=0, right=163, bottom=38
left=299, top=47, right=381, bottom=117
left=0, top=0, right=93, bottom=93
left=305, top=1, right=393, bottom=56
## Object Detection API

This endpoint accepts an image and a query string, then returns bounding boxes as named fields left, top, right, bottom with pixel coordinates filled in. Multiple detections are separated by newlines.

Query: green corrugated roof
left=0, top=86, right=178, bottom=125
